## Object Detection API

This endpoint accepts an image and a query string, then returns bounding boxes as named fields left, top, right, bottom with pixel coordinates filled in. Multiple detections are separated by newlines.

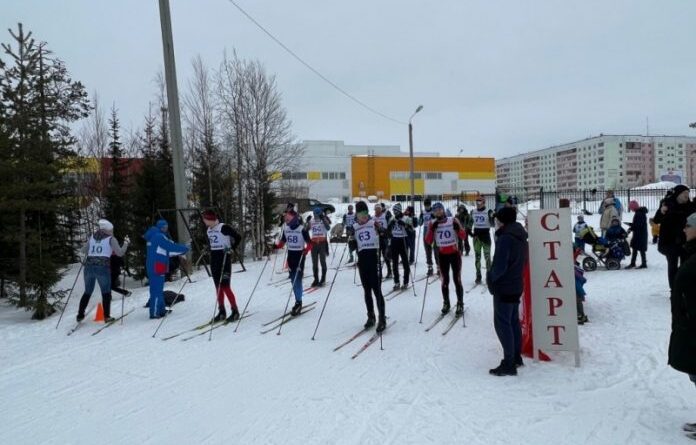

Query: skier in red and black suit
left=202, top=210, right=243, bottom=322
left=275, top=209, right=313, bottom=315
left=353, top=201, right=387, bottom=333
left=425, top=202, right=468, bottom=316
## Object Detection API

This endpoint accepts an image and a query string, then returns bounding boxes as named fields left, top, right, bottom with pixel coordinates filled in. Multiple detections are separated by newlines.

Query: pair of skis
left=161, top=312, right=256, bottom=341
left=332, top=320, right=397, bottom=359
left=67, top=308, right=135, bottom=336
left=424, top=309, right=467, bottom=335
left=260, top=301, right=317, bottom=334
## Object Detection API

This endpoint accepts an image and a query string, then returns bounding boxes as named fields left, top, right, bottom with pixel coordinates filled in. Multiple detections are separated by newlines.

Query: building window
left=321, top=172, right=328, bottom=180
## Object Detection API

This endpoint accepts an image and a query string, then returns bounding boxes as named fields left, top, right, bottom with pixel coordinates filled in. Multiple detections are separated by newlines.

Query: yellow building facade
left=351, top=156, right=496, bottom=200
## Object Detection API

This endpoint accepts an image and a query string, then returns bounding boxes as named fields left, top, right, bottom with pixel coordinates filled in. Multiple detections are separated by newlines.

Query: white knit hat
left=98, top=219, right=114, bottom=232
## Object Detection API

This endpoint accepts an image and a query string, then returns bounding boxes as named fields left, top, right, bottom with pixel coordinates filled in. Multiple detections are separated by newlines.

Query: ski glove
left=123, top=235, right=130, bottom=245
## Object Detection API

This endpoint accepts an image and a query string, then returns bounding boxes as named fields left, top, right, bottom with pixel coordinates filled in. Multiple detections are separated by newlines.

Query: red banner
left=520, top=261, right=551, bottom=361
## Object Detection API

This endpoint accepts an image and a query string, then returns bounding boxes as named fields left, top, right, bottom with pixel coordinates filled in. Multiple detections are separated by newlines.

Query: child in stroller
left=578, top=220, right=629, bottom=271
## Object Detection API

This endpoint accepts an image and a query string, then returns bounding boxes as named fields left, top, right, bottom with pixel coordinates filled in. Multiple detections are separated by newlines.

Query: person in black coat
left=668, top=213, right=696, bottom=435
left=486, top=207, right=528, bottom=377
left=654, top=185, right=695, bottom=289
left=626, top=206, right=648, bottom=268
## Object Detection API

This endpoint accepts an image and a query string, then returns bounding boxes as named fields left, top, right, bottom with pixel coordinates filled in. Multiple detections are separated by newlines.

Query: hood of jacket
left=144, top=226, right=160, bottom=242
left=496, top=221, right=527, bottom=241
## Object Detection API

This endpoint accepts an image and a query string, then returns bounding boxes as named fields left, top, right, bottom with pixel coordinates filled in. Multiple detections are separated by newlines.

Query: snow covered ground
left=1, top=211, right=694, bottom=445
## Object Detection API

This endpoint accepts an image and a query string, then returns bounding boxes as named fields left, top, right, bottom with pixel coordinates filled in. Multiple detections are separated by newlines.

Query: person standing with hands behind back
left=654, top=185, right=695, bottom=289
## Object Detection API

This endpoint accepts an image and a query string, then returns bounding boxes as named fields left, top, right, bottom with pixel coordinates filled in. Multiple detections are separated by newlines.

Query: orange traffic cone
left=94, top=302, right=104, bottom=322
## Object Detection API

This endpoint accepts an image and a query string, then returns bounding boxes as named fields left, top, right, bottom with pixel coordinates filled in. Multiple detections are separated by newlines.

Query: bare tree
left=217, top=51, right=302, bottom=259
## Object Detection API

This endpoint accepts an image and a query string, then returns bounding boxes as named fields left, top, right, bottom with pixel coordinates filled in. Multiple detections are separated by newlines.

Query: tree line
left=0, top=23, right=301, bottom=319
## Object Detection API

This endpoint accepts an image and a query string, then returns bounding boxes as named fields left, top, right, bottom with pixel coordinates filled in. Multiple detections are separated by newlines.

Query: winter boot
left=226, top=307, right=240, bottom=322
left=455, top=301, right=464, bottom=316
left=441, top=297, right=451, bottom=315
left=626, top=263, right=636, bottom=269
left=291, top=301, right=303, bottom=316
left=213, top=306, right=227, bottom=322
left=393, top=282, right=401, bottom=291
left=427, top=266, right=434, bottom=277
left=683, top=423, right=696, bottom=433
left=364, top=312, right=376, bottom=329
left=489, top=360, right=517, bottom=376
left=475, top=272, right=482, bottom=285
left=638, top=264, right=647, bottom=269
left=515, top=355, right=524, bottom=368
left=319, top=271, right=326, bottom=287
left=376, top=316, right=387, bottom=333
left=577, top=314, right=589, bottom=325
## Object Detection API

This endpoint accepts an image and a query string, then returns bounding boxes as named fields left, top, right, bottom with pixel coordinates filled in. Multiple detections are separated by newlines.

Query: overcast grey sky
left=5, top=0, right=696, bottom=158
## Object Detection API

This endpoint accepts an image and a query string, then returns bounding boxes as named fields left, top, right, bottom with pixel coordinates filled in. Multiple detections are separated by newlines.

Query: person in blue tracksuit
left=144, top=219, right=189, bottom=319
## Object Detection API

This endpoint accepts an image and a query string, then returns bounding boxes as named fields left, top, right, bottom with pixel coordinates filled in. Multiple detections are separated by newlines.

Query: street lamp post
left=409, top=105, right=423, bottom=210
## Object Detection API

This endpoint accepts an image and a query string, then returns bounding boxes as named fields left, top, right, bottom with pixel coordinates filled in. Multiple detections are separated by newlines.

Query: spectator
left=667, top=212, right=696, bottom=436
left=654, top=185, right=695, bottom=289
left=599, top=197, right=619, bottom=237
left=573, top=215, right=588, bottom=252
left=626, top=205, right=648, bottom=269
left=649, top=218, right=660, bottom=245
left=487, top=207, right=528, bottom=377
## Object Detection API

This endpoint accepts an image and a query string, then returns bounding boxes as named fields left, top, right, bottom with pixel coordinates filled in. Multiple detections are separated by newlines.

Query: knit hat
left=686, top=212, right=696, bottom=228
left=156, top=219, right=168, bottom=229
left=286, top=202, right=295, bottom=211
left=202, top=210, right=217, bottom=221
left=424, top=198, right=432, bottom=206
left=475, top=196, right=485, bottom=203
left=431, top=202, right=444, bottom=212
left=392, top=203, right=402, bottom=214
left=313, top=207, right=322, bottom=215
left=98, top=219, right=113, bottom=232
left=356, top=201, right=368, bottom=213
left=577, top=215, right=584, bottom=221
left=674, top=184, right=690, bottom=196
left=496, top=207, right=517, bottom=224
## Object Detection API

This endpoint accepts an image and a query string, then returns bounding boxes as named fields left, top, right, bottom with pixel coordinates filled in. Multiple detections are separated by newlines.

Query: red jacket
left=424, top=216, right=467, bottom=255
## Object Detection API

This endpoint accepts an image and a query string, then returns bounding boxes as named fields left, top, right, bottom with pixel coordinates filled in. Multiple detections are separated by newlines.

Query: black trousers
left=630, top=249, right=646, bottom=266
left=391, top=237, right=410, bottom=284
left=210, top=250, right=232, bottom=286
left=439, top=252, right=463, bottom=303
left=358, top=249, right=385, bottom=317
left=666, top=251, right=688, bottom=290
left=379, top=237, right=392, bottom=275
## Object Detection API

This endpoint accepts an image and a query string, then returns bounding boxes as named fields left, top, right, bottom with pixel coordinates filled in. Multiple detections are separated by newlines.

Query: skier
left=307, top=207, right=331, bottom=287
left=144, top=219, right=189, bottom=319
left=202, top=210, right=243, bottom=322
left=373, top=203, right=392, bottom=279
left=353, top=201, right=387, bottom=332
left=471, top=196, right=493, bottom=284
left=456, top=204, right=472, bottom=256
left=343, top=204, right=357, bottom=263
left=419, top=198, right=438, bottom=276
left=275, top=209, right=312, bottom=315
left=76, top=219, right=129, bottom=322
left=425, top=202, right=467, bottom=315
left=387, top=203, right=413, bottom=290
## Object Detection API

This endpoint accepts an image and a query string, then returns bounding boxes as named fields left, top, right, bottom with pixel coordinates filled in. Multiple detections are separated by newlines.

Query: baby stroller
left=578, top=226, right=629, bottom=271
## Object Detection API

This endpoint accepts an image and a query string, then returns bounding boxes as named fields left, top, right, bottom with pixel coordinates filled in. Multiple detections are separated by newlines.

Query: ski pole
left=403, top=236, right=417, bottom=297
left=353, top=258, right=358, bottom=285
left=234, top=254, right=271, bottom=333
left=208, top=249, right=231, bottom=341
left=311, top=242, right=348, bottom=340
left=277, top=252, right=305, bottom=336
left=269, top=247, right=279, bottom=281
left=55, top=262, right=84, bottom=329
left=418, top=268, right=432, bottom=323
left=151, top=263, right=193, bottom=338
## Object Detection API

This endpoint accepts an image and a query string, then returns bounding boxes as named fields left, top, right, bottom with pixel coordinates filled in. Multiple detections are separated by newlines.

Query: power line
left=226, top=0, right=407, bottom=125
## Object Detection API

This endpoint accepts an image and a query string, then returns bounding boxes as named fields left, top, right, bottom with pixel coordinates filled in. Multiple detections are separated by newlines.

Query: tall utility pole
left=158, top=0, right=189, bottom=246
left=408, top=105, right=424, bottom=210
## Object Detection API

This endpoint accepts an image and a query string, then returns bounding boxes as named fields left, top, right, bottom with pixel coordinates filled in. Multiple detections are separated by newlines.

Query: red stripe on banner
left=520, top=260, right=551, bottom=361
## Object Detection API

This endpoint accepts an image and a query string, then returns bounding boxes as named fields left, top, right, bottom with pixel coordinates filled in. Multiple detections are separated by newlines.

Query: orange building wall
left=351, top=156, right=496, bottom=197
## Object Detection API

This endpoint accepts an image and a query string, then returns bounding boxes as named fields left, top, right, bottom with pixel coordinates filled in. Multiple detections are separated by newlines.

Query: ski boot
left=376, top=316, right=387, bottom=333
left=290, top=301, right=303, bottom=316
left=393, top=282, right=401, bottom=291
left=515, top=355, right=524, bottom=368
left=213, top=306, right=227, bottom=322
left=683, top=423, right=696, bottom=433
left=489, top=360, right=517, bottom=376
left=226, top=307, right=240, bottom=322
left=475, top=272, right=482, bottom=285
left=455, top=301, right=464, bottom=316
left=348, top=254, right=355, bottom=264
left=364, top=312, right=376, bottom=329
left=76, top=313, right=85, bottom=322
left=104, top=316, right=116, bottom=323
left=427, top=266, right=434, bottom=277
left=310, top=278, right=319, bottom=287
left=401, top=282, right=409, bottom=290
left=319, top=272, right=326, bottom=287
left=441, top=298, right=451, bottom=315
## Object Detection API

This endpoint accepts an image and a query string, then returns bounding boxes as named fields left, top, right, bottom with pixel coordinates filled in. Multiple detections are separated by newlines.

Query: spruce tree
left=0, top=24, right=89, bottom=318
left=103, top=105, right=130, bottom=240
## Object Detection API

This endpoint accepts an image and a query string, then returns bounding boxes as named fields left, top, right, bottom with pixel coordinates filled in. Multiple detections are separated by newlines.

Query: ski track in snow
left=1, top=211, right=695, bottom=445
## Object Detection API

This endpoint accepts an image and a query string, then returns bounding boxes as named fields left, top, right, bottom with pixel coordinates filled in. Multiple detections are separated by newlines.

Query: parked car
left=275, top=198, right=335, bottom=215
